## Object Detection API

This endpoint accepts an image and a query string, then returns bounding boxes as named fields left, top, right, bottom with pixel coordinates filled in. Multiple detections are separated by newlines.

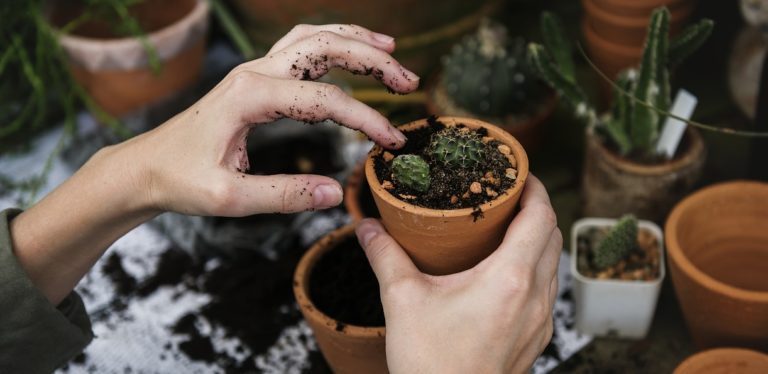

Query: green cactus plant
left=440, top=19, right=548, bottom=118
left=528, top=8, right=713, bottom=158
left=592, top=215, right=639, bottom=270
left=427, top=127, right=486, bottom=169
left=391, top=154, right=431, bottom=193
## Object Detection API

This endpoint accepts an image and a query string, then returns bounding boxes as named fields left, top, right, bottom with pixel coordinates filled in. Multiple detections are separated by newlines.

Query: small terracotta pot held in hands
left=294, top=225, right=387, bottom=374
left=365, top=117, right=529, bottom=275
left=665, top=181, right=768, bottom=351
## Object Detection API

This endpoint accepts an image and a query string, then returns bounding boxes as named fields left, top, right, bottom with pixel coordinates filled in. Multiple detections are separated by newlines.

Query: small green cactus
left=528, top=9, right=713, bottom=158
left=427, top=127, right=486, bottom=169
left=592, top=215, right=639, bottom=269
left=441, top=19, right=548, bottom=117
left=391, top=155, right=431, bottom=193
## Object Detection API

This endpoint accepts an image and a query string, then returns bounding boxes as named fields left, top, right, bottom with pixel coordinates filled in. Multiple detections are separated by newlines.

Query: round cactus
left=391, top=154, right=431, bottom=193
left=441, top=19, right=548, bottom=117
left=427, top=127, right=486, bottom=169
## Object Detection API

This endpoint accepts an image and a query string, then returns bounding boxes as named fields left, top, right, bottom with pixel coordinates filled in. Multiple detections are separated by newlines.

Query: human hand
left=355, top=175, right=561, bottom=374
left=111, top=24, right=419, bottom=217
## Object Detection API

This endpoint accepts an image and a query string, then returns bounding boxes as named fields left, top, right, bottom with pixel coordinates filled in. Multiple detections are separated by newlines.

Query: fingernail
left=389, top=126, right=408, bottom=145
left=372, top=32, right=394, bottom=45
left=356, top=220, right=382, bottom=247
left=313, top=184, right=342, bottom=208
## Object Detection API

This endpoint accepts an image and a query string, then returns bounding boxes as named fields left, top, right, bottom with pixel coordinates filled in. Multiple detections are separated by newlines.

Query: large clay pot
left=365, top=117, right=529, bottom=275
left=426, top=78, right=558, bottom=152
left=51, top=0, right=209, bottom=116
left=581, top=126, right=705, bottom=222
left=230, top=0, right=503, bottom=79
left=665, top=181, right=768, bottom=351
left=674, top=348, right=768, bottom=374
left=294, top=225, right=387, bottom=374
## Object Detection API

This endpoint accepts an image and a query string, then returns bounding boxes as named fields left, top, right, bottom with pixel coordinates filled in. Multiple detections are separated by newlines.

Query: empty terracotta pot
left=365, top=116, right=529, bottom=275
left=583, top=0, right=695, bottom=46
left=581, top=20, right=643, bottom=85
left=51, top=0, right=209, bottom=116
left=673, top=348, right=768, bottom=374
left=293, top=225, right=387, bottom=374
left=581, top=126, right=705, bottom=222
left=665, top=181, right=768, bottom=351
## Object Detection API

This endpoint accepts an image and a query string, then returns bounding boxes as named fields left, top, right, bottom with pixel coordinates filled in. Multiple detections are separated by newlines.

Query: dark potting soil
left=309, top=235, right=385, bottom=328
left=102, top=252, right=137, bottom=297
left=374, top=116, right=515, bottom=210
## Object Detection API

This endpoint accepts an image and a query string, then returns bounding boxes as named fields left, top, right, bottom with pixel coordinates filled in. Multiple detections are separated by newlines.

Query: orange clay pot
left=294, top=225, right=387, bottom=374
left=426, top=77, right=558, bottom=153
left=581, top=126, right=705, bottom=222
left=344, top=159, right=379, bottom=222
left=582, top=0, right=695, bottom=46
left=673, top=348, right=768, bottom=374
left=665, top=181, right=768, bottom=351
left=365, top=117, right=529, bottom=275
left=51, top=0, right=209, bottom=117
left=582, top=20, right=643, bottom=84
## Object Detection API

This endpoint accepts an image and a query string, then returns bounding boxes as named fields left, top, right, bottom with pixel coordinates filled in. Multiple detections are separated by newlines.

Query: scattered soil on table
left=373, top=116, right=516, bottom=210
left=309, top=235, right=385, bottom=327
left=576, top=227, right=661, bottom=281
left=102, top=252, right=137, bottom=296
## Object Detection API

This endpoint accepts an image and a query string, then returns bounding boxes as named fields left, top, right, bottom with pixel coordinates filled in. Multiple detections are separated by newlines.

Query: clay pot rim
left=293, top=224, right=386, bottom=337
left=425, top=74, right=559, bottom=135
left=55, top=0, right=208, bottom=48
left=364, top=116, right=529, bottom=218
left=665, top=180, right=768, bottom=302
left=673, top=347, right=768, bottom=374
left=582, top=20, right=643, bottom=57
left=583, top=0, right=694, bottom=28
left=570, top=217, right=666, bottom=286
left=586, top=126, right=705, bottom=176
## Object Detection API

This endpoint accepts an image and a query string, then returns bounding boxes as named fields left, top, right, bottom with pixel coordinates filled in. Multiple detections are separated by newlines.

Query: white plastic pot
left=570, top=217, right=665, bottom=339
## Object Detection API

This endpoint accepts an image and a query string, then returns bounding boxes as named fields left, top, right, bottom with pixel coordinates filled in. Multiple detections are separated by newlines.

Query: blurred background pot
left=293, top=225, right=387, bottom=374
left=665, top=181, right=768, bottom=351
left=673, top=348, right=768, bottom=374
left=51, top=0, right=210, bottom=117
left=343, top=159, right=379, bottom=222
left=365, top=117, right=528, bottom=275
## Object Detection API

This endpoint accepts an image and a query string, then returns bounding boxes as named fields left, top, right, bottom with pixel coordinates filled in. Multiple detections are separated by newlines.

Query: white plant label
left=656, top=89, right=698, bottom=159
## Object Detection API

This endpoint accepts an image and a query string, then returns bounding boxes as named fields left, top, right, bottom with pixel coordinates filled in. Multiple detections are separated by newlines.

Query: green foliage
left=391, top=155, right=431, bottom=193
left=441, top=19, right=548, bottom=118
left=528, top=8, right=713, bottom=159
left=427, top=127, right=486, bottom=169
left=593, top=215, right=638, bottom=270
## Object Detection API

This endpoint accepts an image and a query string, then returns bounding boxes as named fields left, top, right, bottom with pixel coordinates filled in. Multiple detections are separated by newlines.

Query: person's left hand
left=106, top=24, right=420, bottom=217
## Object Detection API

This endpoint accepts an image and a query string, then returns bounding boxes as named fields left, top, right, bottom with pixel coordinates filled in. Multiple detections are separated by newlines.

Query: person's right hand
left=356, top=175, right=561, bottom=374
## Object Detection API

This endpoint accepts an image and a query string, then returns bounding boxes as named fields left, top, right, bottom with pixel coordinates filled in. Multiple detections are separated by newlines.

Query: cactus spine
left=441, top=19, right=547, bottom=117
left=528, top=9, right=713, bottom=158
left=427, top=127, right=486, bottom=169
left=391, top=155, right=431, bottom=193
left=593, top=215, right=639, bottom=269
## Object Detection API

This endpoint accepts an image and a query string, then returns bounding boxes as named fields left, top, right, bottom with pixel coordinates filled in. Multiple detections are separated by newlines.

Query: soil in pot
left=576, top=226, right=662, bottom=281
left=373, top=116, right=516, bottom=210
left=309, top=235, right=384, bottom=328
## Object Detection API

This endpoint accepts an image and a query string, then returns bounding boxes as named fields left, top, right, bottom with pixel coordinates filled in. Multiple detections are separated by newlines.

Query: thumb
left=229, top=173, right=343, bottom=215
left=356, top=219, right=420, bottom=286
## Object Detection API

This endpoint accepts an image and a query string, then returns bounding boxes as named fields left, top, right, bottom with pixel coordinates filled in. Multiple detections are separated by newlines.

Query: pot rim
left=586, top=126, right=705, bottom=176
left=293, top=224, right=386, bottom=337
left=673, top=347, right=768, bottom=373
left=364, top=116, right=529, bottom=218
left=665, top=180, right=768, bottom=302
left=570, top=217, right=666, bottom=286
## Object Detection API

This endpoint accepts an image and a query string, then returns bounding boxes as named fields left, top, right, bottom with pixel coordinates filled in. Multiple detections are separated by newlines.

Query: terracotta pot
left=293, top=225, right=387, bottom=374
left=665, top=181, right=768, bottom=351
left=674, top=348, right=768, bottom=374
left=582, top=20, right=643, bottom=84
left=590, top=0, right=691, bottom=18
left=583, top=0, right=695, bottom=46
left=581, top=126, right=705, bottom=222
left=231, top=0, right=502, bottom=79
left=51, top=0, right=209, bottom=116
left=365, top=117, right=529, bottom=275
left=426, top=78, right=558, bottom=152
left=344, top=159, right=380, bottom=222
left=570, top=218, right=665, bottom=338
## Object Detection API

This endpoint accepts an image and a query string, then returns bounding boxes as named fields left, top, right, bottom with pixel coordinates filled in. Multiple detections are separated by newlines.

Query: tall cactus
left=528, top=9, right=713, bottom=158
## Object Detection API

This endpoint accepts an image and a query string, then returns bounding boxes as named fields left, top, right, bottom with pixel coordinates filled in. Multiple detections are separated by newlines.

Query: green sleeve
left=0, top=209, right=94, bottom=374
